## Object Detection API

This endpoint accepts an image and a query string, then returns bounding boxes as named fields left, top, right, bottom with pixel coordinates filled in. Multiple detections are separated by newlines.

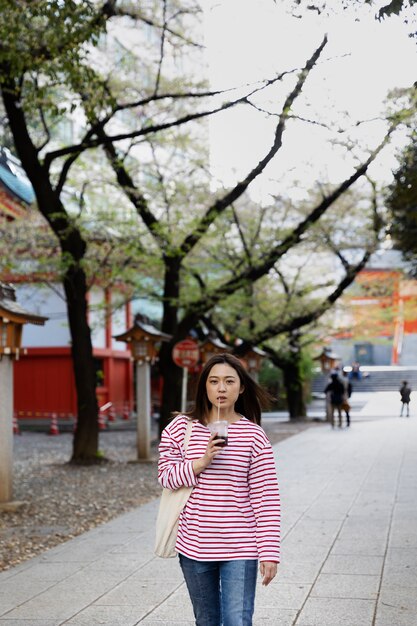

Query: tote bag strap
left=183, top=418, right=193, bottom=452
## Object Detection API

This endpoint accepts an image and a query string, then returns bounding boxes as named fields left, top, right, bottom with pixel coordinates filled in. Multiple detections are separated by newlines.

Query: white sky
left=202, top=1, right=417, bottom=200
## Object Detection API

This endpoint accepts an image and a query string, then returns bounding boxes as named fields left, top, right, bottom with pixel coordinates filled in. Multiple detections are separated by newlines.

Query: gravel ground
left=0, top=418, right=323, bottom=572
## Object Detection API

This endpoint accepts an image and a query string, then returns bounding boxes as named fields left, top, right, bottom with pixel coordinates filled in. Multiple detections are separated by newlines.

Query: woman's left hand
left=260, top=561, right=278, bottom=586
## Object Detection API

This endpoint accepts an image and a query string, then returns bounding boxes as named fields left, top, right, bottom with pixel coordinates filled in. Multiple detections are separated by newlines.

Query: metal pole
left=181, top=367, right=188, bottom=413
left=0, top=358, right=13, bottom=502
left=136, top=361, right=151, bottom=460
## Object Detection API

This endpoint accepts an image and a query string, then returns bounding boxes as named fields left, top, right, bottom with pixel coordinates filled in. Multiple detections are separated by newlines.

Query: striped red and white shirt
left=158, top=414, right=280, bottom=562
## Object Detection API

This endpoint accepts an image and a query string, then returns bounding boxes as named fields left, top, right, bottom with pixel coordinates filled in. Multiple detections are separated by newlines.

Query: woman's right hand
left=192, top=432, right=223, bottom=475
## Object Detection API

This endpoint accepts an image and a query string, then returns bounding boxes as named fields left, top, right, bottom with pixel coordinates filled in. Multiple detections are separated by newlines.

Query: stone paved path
left=0, top=392, right=416, bottom=625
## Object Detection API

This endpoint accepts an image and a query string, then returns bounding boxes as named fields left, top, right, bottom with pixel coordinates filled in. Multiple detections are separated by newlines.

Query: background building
left=330, top=249, right=417, bottom=367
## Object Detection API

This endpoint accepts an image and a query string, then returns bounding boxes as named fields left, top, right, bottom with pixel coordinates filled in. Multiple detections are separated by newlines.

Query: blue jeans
left=179, top=554, right=258, bottom=626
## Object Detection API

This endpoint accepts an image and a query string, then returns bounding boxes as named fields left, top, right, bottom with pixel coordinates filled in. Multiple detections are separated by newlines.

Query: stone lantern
left=200, top=335, right=231, bottom=365
left=0, top=283, right=47, bottom=504
left=114, top=315, right=171, bottom=460
left=315, top=347, right=340, bottom=374
left=236, top=343, right=266, bottom=382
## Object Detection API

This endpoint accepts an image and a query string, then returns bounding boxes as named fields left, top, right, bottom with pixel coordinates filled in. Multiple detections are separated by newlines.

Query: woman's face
left=205, top=363, right=243, bottom=412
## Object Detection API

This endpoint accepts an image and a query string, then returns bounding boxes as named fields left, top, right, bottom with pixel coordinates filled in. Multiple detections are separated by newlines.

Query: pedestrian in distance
left=399, top=380, right=411, bottom=417
left=158, top=353, right=280, bottom=626
left=324, top=373, right=345, bottom=428
left=341, top=369, right=353, bottom=427
left=349, top=361, right=362, bottom=381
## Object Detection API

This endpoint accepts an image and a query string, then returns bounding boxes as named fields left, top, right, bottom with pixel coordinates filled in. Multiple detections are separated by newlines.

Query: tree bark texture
left=158, top=256, right=187, bottom=436
left=282, top=356, right=307, bottom=420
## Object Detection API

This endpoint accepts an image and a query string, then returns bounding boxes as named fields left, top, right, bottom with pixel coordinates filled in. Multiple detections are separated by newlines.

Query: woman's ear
left=239, top=386, right=245, bottom=395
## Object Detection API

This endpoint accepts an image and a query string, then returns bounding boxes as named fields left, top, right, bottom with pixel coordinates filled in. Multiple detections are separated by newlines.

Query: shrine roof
left=0, top=148, right=35, bottom=206
left=0, top=283, right=47, bottom=325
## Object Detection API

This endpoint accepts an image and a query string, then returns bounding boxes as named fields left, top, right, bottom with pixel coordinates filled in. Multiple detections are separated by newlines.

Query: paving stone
left=255, top=582, right=310, bottom=610
left=276, top=560, right=320, bottom=584
left=2, top=592, right=95, bottom=621
left=281, top=540, right=330, bottom=562
left=82, top=554, right=153, bottom=576
left=388, top=523, right=417, bottom=550
left=295, top=597, right=375, bottom=626
left=310, top=573, right=380, bottom=600
left=378, top=584, right=417, bottom=611
left=63, top=604, right=147, bottom=625
left=3, top=561, right=84, bottom=583
left=140, top=617, right=195, bottom=626
left=384, top=547, right=417, bottom=568
left=0, top=621, right=61, bottom=625
left=330, top=538, right=387, bottom=557
left=253, top=607, right=298, bottom=625
left=322, top=555, right=384, bottom=576
left=375, top=602, right=417, bottom=626
left=284, top=519, right=341, bottom=547
left=142, top=597, right=195, bottom=621
left=0, top=580, right=56, bottom=616
left=133, top=558, right=183, bottom=581
left=98, top=578, right=181, bottom=607
left=304, top=499, right=353, bottom=521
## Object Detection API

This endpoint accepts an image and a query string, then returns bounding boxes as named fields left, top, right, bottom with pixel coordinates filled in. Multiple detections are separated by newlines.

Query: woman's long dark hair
left=186, top=353, right=272, bottom=425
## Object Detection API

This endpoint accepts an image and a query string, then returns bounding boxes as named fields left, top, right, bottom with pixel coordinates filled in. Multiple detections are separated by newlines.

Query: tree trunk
left=2, top=79, right=99, bottom=462
left=158, top=256, right=184, bottom=436
left=158, top=342, right=183, bottom=436
left=64, top=268, right=99, bottom=463
left=282, top=357, right=307, bottom=420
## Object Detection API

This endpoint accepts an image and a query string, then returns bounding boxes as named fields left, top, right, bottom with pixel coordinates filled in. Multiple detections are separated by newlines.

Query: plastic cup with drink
left=207, top=420, right=228, bottom=447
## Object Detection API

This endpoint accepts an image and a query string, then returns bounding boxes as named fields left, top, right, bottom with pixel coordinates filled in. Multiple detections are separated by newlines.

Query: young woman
left=158, top=353, right=280, bottom=626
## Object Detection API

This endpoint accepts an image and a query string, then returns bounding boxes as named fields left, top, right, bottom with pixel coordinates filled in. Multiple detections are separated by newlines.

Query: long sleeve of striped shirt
left=158, top=416, right=199, bottom=490
left=248, top=443, right=281, bottom=562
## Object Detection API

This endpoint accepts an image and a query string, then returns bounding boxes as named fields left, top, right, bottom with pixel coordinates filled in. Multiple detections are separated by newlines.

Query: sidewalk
left=1, top=394, right=416, bottom=625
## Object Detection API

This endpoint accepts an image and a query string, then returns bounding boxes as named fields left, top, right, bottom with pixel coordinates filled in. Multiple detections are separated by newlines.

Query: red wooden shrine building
left=331, top=250, right=417, bottom=367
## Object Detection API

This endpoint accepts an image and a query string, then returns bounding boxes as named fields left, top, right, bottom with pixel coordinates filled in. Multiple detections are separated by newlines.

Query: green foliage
left=386, top=133, right=417, bottom=275
left=0, top=1, right=103, bottom=80
left=258, top=360, right=284, bottom=409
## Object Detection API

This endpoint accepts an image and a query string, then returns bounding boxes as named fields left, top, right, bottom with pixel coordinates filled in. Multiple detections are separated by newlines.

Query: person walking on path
left=341, top=369, right=353, bottom=427
left=399, top=380, right=412, bottom=417
left=324, top=373, right=345, bottom=428
left=349, top=361, right=362, bottom=380
left=158, top=353, right=280, bottom=626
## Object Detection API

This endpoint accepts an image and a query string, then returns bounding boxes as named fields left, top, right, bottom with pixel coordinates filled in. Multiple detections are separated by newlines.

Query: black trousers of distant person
left=400, top=401, right=410, bottom=417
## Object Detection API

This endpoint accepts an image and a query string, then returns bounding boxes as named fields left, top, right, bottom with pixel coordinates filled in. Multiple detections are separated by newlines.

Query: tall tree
left=0, top=0, right=286, bottom=458
left=99, top=35, right=378, bottom=431
left=209, top=183, right=383, bottom=418
left=0, top=0, right=249, bottom=460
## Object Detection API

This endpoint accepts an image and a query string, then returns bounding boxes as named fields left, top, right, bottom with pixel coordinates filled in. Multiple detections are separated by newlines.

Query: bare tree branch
left=103, top=1, right=204, bottom=48
left=154, top=0, right=168, bottom=96
left=178, top=35, right=329, bottom=257
left=252, top=249, right=373, bottom=344
left=42, top=70, right=297, bottom=168
left=177, top=128, right=393, bottom=334
left=102, top=138, right=167, bottom=248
